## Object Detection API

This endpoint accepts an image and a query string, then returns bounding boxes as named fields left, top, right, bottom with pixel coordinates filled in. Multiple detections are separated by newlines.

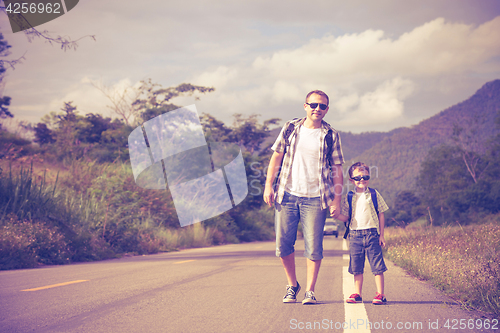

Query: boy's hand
left=379, top=235, right=386, bottom=247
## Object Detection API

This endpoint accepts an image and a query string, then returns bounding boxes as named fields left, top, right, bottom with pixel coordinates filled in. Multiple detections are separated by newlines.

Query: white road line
left=342, top=238, right=349, bottom=251
left=343, top=267, right=371, bottom=332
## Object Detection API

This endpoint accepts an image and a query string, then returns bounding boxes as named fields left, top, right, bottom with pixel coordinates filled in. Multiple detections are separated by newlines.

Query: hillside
left=353, top=79, right=500, bottom=204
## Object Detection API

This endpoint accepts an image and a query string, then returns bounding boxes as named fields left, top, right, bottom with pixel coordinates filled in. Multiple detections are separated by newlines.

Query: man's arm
left=263, top=151, right=284, bottom=207
left=329, top=164, right=343, bottom=218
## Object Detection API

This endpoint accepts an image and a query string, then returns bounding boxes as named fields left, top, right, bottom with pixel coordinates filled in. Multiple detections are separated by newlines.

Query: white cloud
left=189, top=16, right=500, bottom=130
left=334, top=78, right=415, bottom=127
left=252, top=17, right=500, bottom=81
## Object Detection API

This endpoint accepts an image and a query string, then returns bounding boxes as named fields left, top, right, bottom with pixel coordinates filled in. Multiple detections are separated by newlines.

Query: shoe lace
left=305, top=291, right=315, bottom=299
left=285, top=285, right=296, bottom=296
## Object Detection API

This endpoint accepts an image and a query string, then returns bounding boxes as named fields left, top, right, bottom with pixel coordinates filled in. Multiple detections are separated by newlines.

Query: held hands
left=329, top=204, right=340, bottom=219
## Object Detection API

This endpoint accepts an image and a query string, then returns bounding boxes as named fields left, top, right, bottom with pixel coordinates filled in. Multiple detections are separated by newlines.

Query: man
left=263, top=90, right=344, bottom=304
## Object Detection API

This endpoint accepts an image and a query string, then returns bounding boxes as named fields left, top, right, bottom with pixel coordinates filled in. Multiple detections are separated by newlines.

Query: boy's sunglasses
left=306, top=103, right=328, bottom=111
left=351, top=175, right=370, bottom=181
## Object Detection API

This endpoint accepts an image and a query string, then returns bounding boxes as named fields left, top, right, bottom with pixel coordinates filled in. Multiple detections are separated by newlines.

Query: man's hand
left=263, top=186, right=275, bottom=208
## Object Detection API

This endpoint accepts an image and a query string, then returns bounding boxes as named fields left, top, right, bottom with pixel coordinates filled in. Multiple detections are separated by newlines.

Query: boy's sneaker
left=372, top=292, right=387, bottom=305
left=283, top=282, right=301, bottom=303
left=346, top=293, right=362, bottom=303
left=302, top=291, right=317, bottom=304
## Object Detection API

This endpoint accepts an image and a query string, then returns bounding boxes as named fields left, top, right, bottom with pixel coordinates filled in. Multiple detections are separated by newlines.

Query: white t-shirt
left=285, top=126, right=321, bottom=197
left=351, top=192, right=377, bottom=230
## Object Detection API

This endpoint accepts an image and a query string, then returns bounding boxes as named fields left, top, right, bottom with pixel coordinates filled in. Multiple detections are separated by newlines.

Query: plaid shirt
left=271, top=117, right=344, bottom=209
left=340, top=187, right=389, bottom=234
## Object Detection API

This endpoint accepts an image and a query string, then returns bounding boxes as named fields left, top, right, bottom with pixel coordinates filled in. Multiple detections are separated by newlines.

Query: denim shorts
left=275, top=192, right=327, bottom=261
left=348, top=228, right=387, bottom=275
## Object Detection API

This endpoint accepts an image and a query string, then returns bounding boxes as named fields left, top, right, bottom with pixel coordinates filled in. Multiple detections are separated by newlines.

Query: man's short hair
left=306, top=90, right=329, bottom=105
left=348, top=162, right=370, bottom=178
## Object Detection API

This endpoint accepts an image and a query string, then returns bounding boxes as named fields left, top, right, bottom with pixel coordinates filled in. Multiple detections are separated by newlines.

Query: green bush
left=0, top=215, right=70, bottom=270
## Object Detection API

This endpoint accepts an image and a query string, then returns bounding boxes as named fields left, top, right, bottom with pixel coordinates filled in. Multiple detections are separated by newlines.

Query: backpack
left=273, top=120, right=335, bottom=190
left=343, top=187, right=379, bottom=239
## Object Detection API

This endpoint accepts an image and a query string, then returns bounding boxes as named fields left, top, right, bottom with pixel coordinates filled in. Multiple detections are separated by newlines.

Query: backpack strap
left=324, top=129, right=334, bottom=168
left=343, top=191, right=354, bottom=239
left=273, top=122, right=296, bottom=190
left=369, top=187, right=379, bottom=218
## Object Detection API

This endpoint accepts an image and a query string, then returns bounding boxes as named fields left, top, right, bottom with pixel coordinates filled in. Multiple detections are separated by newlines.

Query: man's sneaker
left=302, top=291, right=317, bottom=304
left=346, top=293, right=362, bottom=303
left=283, top=282, right=301, bottom=303
left=372, top=292, right=387, bottom=305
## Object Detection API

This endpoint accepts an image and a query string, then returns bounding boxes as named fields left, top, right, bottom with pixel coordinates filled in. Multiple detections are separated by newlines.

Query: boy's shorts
left=348, top=228, right=387, bottom=275
left=275, top=192, right=327, bottom=261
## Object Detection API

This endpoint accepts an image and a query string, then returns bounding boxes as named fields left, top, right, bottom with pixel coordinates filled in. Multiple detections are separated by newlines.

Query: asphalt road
left=0, top=237, right=496, bottom=333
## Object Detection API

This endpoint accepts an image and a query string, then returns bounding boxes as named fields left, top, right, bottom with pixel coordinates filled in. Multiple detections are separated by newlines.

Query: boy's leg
left=354, top=274, right=363, bottom=295
left=375, top=273, right=384, bottom=295
left=365, top=230, right=387, bottom=304
left=346, top=231, right=366, bottom=303
left=365, top=230, right=388, bottom=277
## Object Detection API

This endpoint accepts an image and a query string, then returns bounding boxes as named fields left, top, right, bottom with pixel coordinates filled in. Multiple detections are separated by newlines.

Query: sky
left=1, top=0, right=500, bottom=133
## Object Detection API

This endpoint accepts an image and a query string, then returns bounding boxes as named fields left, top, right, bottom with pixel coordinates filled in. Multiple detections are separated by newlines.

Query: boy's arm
left=263, top=151, right=284, bottom=207
left=378, top=212, right=386, bottom=247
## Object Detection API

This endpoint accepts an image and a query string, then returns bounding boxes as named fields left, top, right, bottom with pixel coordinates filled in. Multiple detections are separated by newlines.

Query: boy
left=336, top=162, right=389, bottom=305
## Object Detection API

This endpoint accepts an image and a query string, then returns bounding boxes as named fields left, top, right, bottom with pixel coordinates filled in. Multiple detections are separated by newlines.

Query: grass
left=0, top=158, right=274, bottom=269
left=384, top=217, right=500, bottom=315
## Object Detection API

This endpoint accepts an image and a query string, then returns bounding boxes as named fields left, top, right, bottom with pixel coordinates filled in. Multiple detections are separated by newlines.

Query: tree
left=33, top=123, right=55, bottom=145
left=452, top=123, right=490, bottom=183
left=91, top=79, right=142, bottom=126
left=417, top=145, right=473, bottom=223
left=93, top=79, right=215, bottom=125
left=133, top=80, right=215, bottom=124
left=0, top=6, right=95, bottom=52
left=0, top=33, right=15, bottom=123
left=228, top=114, right=280, bottom=154
left=0, top=96, right=12, bottom=119
left=386, top=190, right=426, bottom=227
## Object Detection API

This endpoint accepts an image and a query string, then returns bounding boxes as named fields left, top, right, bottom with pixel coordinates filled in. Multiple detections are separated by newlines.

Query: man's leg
left=300, top=196, right=326, bottom=304
left=281, top=252, right=297, bottom=287
left=306, top=258, right=321, bottom=292
left=275, top=193, right=301, bottom=302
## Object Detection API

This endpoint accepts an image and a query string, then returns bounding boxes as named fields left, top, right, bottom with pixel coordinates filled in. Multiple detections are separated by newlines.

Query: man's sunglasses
left=306, top=103, right=328, bottom=111
left=351, top=175, right=370, bottom=181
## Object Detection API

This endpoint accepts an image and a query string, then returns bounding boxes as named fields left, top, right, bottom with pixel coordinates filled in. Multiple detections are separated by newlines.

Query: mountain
left=352, top=79, right=500, bottom=204
left=260, top=79, right=500, bottom=205
left=262, top=124, right=400, bottom=161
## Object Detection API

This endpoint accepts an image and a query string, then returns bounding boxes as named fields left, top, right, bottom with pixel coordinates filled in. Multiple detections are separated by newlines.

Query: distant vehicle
left=323, top=218, right=339, bottom=237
